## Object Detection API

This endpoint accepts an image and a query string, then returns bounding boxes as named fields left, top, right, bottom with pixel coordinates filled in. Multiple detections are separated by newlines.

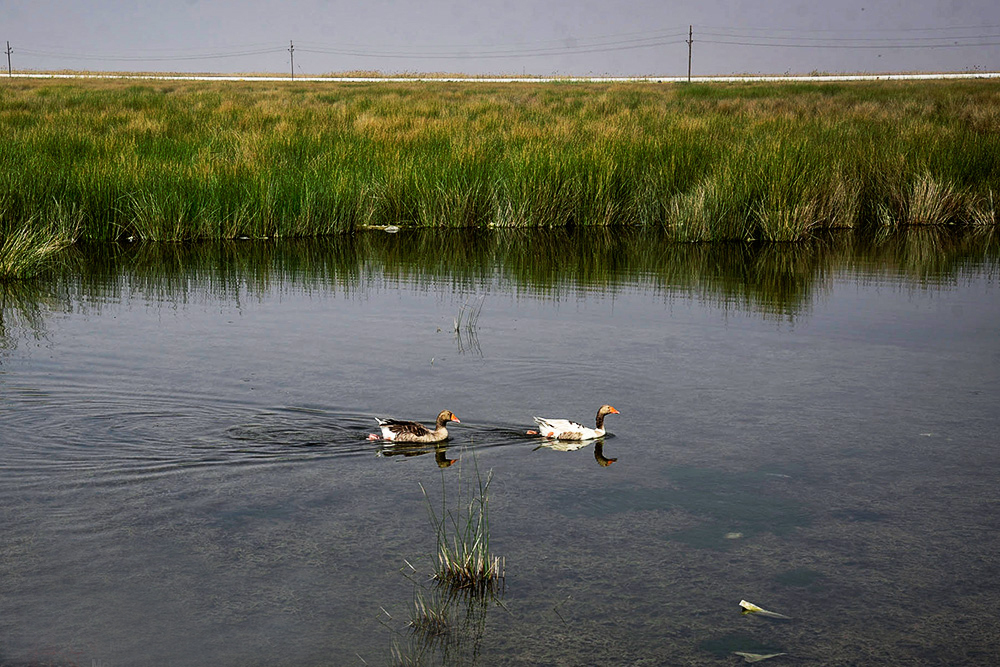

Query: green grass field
left=1, top=78, right=998, bottom=277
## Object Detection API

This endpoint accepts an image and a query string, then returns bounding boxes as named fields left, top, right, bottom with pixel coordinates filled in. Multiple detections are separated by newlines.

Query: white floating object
left=384, top=225, right=400, bottom=233
left=739, top=599, right=791, bottom=619
left=734, top=651, right=788, bottom=663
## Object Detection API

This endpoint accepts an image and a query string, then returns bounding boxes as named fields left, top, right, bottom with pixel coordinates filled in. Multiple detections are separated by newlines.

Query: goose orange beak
left=451, top=415, right=461, bottom=423
left=610, top=407, right=620, bottom=414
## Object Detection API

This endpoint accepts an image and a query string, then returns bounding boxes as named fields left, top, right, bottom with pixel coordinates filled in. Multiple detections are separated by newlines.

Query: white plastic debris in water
left=739, top=599, right=792, bottom=619
left=734, top=651, right=788, bottom=663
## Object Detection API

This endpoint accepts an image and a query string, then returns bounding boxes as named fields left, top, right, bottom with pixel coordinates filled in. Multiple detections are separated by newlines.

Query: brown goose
left=530, top=404, right=620, bottom=440
left=369, top=410, right=460, bottom=443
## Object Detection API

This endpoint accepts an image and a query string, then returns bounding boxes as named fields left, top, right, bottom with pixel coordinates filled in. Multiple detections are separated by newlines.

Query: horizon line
left=7, top=70, right=1000, bottom=83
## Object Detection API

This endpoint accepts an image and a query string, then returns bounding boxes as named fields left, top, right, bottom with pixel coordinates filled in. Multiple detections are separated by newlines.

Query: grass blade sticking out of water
left=453, top=294, right=485, bottom=355
left=453, top=295, right=484, bottom=334
left=419, top=457, right=505, bottom=597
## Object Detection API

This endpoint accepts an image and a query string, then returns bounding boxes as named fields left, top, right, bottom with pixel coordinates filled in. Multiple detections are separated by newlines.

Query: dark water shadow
left=698, top=633, right=786, bottom=661
left=552, top=464, right=813, bottom=549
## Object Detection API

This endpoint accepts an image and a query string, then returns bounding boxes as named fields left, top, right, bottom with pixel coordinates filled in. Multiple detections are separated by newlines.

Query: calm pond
left=1, top=228, right=999, bottom=666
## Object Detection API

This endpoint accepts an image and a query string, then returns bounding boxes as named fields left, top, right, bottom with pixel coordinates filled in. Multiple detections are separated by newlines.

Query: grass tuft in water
left=420, top=459, right=505, bottom=596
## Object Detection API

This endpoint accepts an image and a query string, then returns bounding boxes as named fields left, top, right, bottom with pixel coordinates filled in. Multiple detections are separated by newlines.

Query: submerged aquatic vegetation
left=387, top=582, right=496, bottom=667
left=0, top=79, right=998, bottom=242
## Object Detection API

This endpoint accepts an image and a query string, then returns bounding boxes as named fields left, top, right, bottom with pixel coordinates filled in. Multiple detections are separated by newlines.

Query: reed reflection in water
left=4, top=225, right=996, bottom=334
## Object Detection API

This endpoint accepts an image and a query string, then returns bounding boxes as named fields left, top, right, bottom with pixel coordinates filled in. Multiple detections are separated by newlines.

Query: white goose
left=530, top=404, right=620, bottom=441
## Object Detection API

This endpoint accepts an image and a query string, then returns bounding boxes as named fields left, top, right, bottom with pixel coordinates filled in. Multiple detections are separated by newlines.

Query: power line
left=13, top=39, right=686, bottom=66
left=698, top=31, right=1000, bottom=43
left=297, top=27, right=689, bottom=52
left=699, top=38, right=1000, bottom=49
left=8, top=22, right=1000, bottom=72
left=16, top=46, right=286, bottom=62
left=297, top=44, right=689, bottom=60
left=297, top=36, right=689, bottom=60
left=19, top=40, right=280, bottom=55
left=694, top=23, right=1000, bottom=34
left=13, top=28, right=691, bottom=66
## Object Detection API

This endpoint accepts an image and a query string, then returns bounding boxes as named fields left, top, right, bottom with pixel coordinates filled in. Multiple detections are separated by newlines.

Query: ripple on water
left=2, top=382, right=535, bottom=483
left=0, top=391, right=394, bottom=496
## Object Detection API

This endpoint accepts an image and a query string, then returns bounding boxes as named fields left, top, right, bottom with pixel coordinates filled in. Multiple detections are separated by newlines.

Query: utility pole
left=686, top=26, right=693, bottom=83
left=289, top=40, right=294, bottom=79
left=6, top=41, right=12, bottom=77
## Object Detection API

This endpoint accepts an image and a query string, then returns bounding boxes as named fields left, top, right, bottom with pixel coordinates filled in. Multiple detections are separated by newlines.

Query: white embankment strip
left=8, top=72, right=1000, bottom=83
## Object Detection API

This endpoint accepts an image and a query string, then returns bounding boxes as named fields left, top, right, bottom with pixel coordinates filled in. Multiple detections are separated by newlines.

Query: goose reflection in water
left=377, top=442, right=458, bottom=468
left=534, top=439, right=617, bottom=467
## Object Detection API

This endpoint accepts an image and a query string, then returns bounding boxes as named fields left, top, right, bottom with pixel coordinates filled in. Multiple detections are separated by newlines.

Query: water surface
left=1, top=228, right=999, bottom=666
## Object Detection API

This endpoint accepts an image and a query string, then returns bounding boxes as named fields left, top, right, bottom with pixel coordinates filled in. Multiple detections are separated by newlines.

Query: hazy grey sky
left=5, top=1, right=999, bottom=76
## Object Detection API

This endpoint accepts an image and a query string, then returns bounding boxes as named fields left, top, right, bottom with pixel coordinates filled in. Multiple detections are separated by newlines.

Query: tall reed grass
left=0, top=220, right=76, bottom=280
left=1, top=78, right=997, bottom=253
left=420, top=462, right=504, bottom=596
